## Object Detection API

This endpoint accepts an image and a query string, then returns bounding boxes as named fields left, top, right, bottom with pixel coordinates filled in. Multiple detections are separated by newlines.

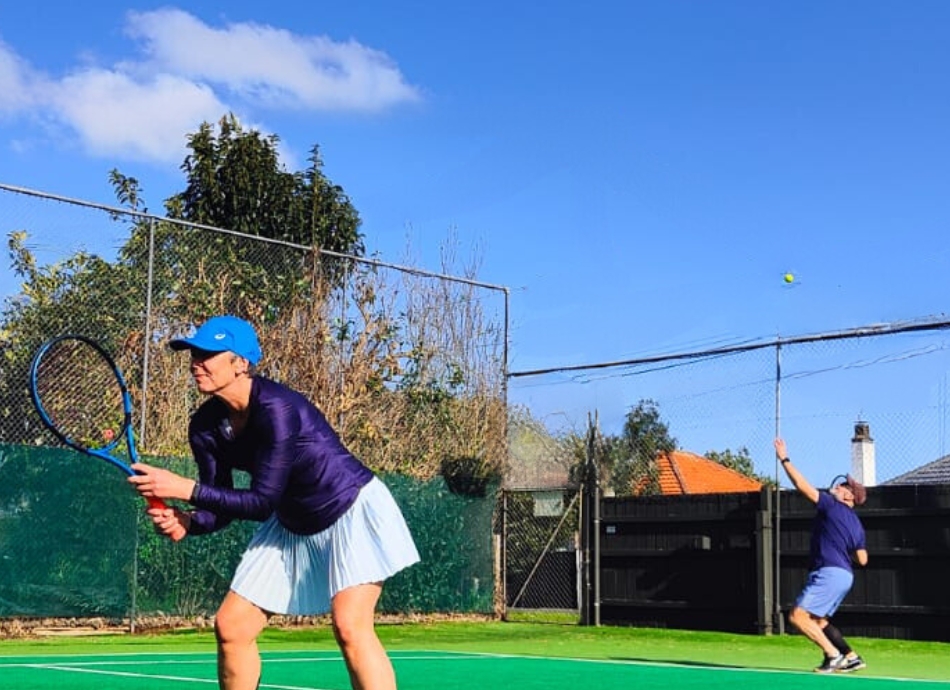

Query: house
left=636, top=449, right=763, bottom=495
left=505, top=419, right=573, bottom=490
left=853, top=419, right=950, bottom=486
left=883, top=456, right=950, bottom=485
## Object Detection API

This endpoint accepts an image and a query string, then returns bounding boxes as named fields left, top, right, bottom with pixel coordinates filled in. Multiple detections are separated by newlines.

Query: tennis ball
left=783, top=272, right=794, bottom=284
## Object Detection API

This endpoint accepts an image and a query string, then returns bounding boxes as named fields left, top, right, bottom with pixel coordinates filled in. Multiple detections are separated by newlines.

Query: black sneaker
left=839, top=656, right=866, bottom=673
left=815, top=654, right=846, bottom=673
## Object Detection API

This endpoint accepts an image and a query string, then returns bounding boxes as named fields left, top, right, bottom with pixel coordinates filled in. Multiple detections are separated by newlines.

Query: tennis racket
left=29, top=334, right=186, bottom=541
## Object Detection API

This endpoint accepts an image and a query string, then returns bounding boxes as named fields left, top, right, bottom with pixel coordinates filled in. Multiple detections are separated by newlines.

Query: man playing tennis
left=774, top=437, right=868, bottom=674
left=129, top=315, right=420, bottom=690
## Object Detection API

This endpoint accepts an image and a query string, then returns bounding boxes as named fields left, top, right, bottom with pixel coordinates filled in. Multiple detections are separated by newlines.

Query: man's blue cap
left=169, top=315, right=263, bottom=365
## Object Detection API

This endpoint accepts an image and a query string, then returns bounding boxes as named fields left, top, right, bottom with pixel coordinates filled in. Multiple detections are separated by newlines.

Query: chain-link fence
left=509, top=322, right=950, bottom=490
left=0, top=183, right=508, bottom=621
left=500, top=487, right=581, bottom=623
left=501, top=321, right=950, bottom=624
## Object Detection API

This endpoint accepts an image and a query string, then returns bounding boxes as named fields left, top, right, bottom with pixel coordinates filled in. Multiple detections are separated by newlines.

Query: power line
left=508, top=317, right=950, bottom=379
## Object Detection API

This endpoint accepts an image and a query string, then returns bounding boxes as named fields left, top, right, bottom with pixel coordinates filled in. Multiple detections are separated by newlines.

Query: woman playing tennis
left=128, top=315, right=420, bottom=690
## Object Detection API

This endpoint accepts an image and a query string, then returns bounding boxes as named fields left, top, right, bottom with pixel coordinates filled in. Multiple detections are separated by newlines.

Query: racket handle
left=145, top=497, right=187, bottom=542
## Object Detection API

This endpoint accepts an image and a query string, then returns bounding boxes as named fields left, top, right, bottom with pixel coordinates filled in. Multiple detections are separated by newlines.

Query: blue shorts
left=795, top=566, right=853, bottom=618
left=231, top=477, right=420, bottom=615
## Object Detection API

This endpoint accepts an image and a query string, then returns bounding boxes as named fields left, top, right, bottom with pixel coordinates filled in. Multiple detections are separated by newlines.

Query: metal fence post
left=579, top=482, right=590, bottom=625
left=773, top=342, right=785, bottom=634
left=579, top=411, right=600, bottom=626
left=756, top=486, right=774, bottom=634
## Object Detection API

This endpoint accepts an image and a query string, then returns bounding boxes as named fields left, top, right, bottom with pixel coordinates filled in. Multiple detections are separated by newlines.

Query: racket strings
left=34, top=339, right=127, bottom=451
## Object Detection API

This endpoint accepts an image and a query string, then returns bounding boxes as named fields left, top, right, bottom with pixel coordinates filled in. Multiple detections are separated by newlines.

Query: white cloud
left=0, top=39, right=38, bottom=115
left=125, top=9, right=422, bottom=111
left=0, top=9, right=422, bottom=163
left=52, top=71, right=227, bottom=163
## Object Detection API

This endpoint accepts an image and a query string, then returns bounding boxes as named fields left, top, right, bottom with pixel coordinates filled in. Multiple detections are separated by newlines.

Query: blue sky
left=3, top=2, right=950, bottom=481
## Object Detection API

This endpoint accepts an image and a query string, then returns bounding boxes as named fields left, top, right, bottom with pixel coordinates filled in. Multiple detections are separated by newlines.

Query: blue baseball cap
left=169, top=315, right=263, bottom=365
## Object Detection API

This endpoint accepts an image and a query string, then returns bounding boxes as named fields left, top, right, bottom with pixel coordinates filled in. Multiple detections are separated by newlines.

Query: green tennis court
left=2, top=647, right=948, bottom=690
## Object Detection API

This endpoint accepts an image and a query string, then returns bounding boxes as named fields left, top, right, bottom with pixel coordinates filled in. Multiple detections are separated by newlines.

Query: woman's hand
left=145, top=505, right=192, bottom=539
left=129, top=462, right=195, bottom=502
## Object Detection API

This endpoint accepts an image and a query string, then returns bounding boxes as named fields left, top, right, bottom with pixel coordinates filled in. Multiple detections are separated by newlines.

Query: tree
left=1, top=232, right=145, bottom=445
left=705, top=447, right=775, bottom=486
left=166, top=113, right=363, bottom=255
left=612, top=399, right=677, bottom=495
left=4, top=115, right=505, bottom=474
left=109, top=114, right=364, bottom=326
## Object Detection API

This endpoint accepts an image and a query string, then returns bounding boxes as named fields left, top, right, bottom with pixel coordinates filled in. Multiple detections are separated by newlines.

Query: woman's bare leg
left=215, top=591, right=269, bottom=690
left=331, top=583, right=395, bottom=690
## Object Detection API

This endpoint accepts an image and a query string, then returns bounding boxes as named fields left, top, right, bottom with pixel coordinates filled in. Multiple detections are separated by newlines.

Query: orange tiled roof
left=650, top=450, right=763, bottom=495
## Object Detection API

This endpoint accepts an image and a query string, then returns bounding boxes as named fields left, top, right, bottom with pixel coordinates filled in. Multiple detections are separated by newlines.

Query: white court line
left=0, top=653, right=480, bottom=669
left=1, top=658, right=336, bottom=668
left=6, top=663, right=336, bottom=690
left=0, top=648, right=481, bottom=663
left=0, top=651, right=485, bottom=690
left=10, top=664, right=217, bottom=686
left=7, top=649, right=947, bottom=686
left=433, top=650, right=950, bottom=685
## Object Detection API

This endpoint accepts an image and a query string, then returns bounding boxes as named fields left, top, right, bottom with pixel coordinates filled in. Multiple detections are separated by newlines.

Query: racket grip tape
left=145, top=497, right=187, bottom=542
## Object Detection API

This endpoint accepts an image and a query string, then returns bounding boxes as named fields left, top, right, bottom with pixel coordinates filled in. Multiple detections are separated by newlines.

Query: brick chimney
left=851, top=421, right=876, bottom=487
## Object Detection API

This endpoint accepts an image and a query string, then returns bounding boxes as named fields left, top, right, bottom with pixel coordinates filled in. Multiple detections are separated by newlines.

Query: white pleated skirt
left=230, top=477, right=420, bottom=615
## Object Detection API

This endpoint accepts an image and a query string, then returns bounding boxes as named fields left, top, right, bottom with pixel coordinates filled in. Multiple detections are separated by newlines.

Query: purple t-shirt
left=810, top=491, right=866, bottom=572
left=187, top=376, right=374, bottom=536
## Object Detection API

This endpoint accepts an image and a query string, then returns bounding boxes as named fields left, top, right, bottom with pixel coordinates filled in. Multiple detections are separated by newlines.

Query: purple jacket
left=187, top=376, right=374, bottom=535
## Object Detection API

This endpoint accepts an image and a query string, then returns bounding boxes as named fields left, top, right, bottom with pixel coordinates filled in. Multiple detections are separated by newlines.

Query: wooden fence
left=585, top=484, right=950, bottom=640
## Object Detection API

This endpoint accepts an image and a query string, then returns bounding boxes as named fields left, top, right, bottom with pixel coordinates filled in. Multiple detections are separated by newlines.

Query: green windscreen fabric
left=0, top=444, right=495, bottom=618
left=380, top=474, right=496, bottom=614
left=0, top=443, right=137, bottom=617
